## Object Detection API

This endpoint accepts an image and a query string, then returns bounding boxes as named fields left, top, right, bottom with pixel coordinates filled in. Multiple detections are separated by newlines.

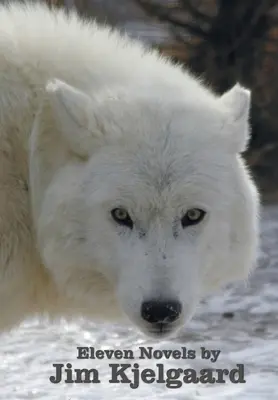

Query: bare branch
left=226, top=0, right=275, bottom=54
left=180, top=0, right=213, bottom=24
left=136, top=0, right=210, bottom=39
left=168, top=26, right=195, bottom=46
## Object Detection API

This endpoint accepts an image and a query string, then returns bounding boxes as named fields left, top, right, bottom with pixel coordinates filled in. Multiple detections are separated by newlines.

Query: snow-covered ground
left=1, top=206, right=278, bottom=400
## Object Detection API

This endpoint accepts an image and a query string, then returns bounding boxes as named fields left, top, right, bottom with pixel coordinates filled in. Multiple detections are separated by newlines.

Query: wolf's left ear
left=220, top=84, right=251, bottom=153
left=46, top=79, right=101, bottom=157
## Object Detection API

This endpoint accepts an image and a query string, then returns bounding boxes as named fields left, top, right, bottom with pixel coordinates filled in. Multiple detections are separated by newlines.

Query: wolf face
left=29, top=80, right=259, bottom=338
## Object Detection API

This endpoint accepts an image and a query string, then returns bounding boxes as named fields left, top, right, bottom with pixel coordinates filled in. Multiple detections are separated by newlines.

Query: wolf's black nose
left=141, top=300, right=182, bottom=324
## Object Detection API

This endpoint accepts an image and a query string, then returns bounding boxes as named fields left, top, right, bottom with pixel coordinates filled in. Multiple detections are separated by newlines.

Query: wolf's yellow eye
left=111, top=208, right=133, bottom=229
left=181, top=208, right=206, bottom=228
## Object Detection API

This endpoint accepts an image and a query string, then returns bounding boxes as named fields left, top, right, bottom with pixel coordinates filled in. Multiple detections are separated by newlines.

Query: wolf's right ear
left=219, top=84, right=251, bottom=153
left=46, top=79, right=101, bottom=158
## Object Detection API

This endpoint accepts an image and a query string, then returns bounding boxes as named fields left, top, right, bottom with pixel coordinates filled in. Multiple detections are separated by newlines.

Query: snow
left=1, top=206, right=278, bottom=400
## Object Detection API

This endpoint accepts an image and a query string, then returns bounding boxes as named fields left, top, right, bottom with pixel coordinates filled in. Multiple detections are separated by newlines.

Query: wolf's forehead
left=128, top=136, right=223, bottom=184
left=99, top=146, right=231, bottom=207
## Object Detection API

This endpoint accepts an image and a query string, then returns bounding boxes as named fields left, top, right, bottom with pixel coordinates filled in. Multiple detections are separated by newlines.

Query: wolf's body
left=0, top=2, right=259, bottom=337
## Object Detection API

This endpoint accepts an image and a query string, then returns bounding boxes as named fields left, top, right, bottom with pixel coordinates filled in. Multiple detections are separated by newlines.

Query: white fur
left=0, top=2, right=259, bottom=337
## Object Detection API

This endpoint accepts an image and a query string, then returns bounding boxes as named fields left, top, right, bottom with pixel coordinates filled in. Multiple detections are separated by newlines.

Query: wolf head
left=29, top=79, right=259, bottom=338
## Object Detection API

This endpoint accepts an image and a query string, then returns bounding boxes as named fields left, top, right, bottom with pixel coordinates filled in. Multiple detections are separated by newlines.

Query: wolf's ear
left=46, top=79, right=101, bottom=158
left=220, top=84, right=251, bottom=153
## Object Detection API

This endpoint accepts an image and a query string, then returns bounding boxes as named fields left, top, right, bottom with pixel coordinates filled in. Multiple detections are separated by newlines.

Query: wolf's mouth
left=139, top=321, right=181, bottom=338
left=149, top=324, right=174, bottom=336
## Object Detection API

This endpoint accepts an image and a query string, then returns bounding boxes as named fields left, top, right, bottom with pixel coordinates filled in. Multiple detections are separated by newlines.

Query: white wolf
left=0, top=2, right=259, bottom=338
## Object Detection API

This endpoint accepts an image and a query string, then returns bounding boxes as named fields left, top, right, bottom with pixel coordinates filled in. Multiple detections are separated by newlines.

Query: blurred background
left=1, top=1, right=278, bottom=399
